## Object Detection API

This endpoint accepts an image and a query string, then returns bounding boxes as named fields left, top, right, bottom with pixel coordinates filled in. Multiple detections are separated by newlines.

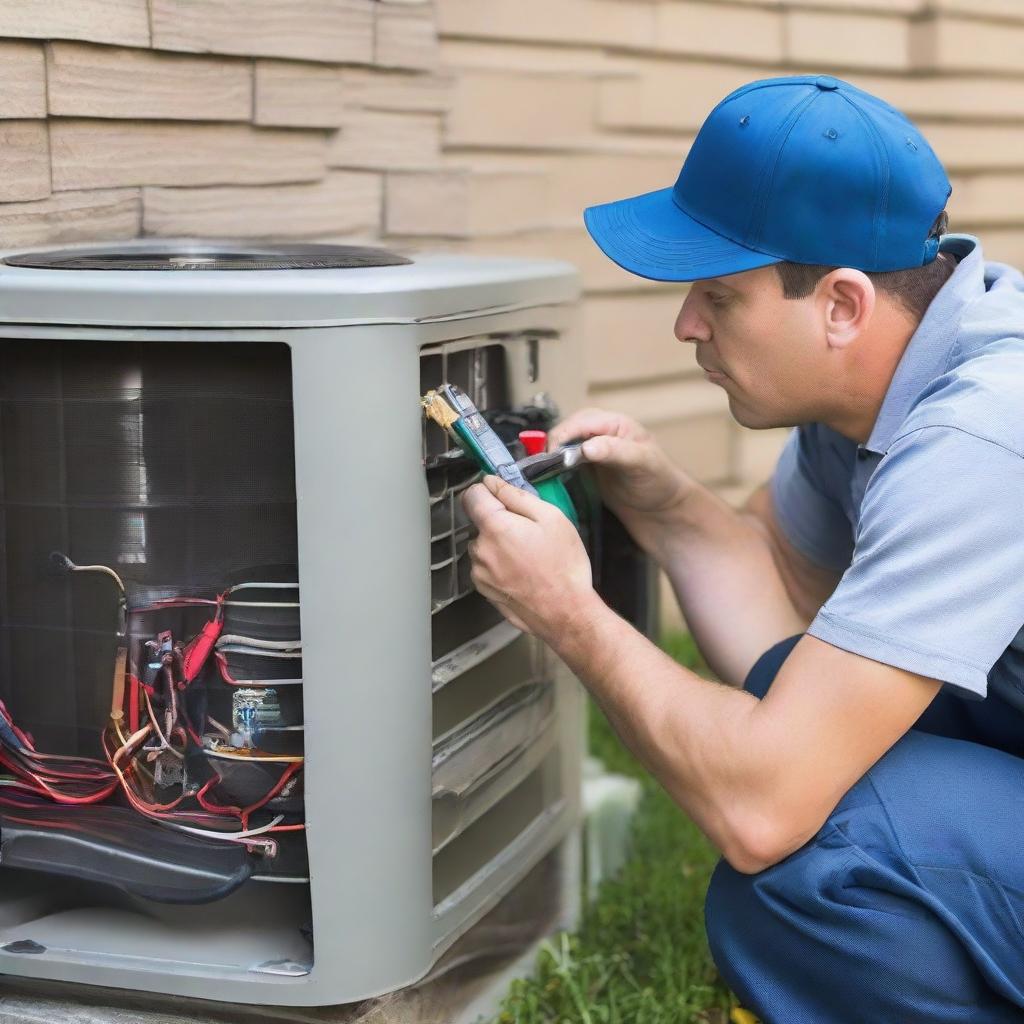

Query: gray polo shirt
left=772, top=234, right=1024, bottom=704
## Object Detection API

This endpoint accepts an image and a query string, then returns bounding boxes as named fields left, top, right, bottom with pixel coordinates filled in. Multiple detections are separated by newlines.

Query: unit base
left=0, top=830, right=581, bottom=1024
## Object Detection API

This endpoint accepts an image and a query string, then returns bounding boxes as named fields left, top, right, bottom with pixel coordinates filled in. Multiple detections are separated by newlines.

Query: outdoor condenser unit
left=0, top=241, right=655, bottom=1007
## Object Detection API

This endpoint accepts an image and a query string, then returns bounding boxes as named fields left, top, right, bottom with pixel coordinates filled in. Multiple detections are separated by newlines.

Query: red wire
left=128, top=674, right=141, bottom=734
left=214, top=652, right=242, bottom=686
left=195, top=776, right=240, bottom=819
left=0, top=592, right=306, bottom=841
left=239, top=761, right=301, bottom=829
left=0, top=749, right=116, bottom=804
left=195, top=762, right=303, bottom=831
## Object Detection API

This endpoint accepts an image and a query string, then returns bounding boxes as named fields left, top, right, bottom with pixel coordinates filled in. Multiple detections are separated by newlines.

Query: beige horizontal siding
left=0, top=120, right=50, bottom=201
left=149, top=0, right=375, bottom=64
left=142, top=171, right=382, bottom=237
left=0, top=42, right=46, bottom=118
left=0, top=1, right=150, bottom=48
left=46, top=42, right=253, bottom=121
left=328, top=108, right=442, bottom=170
left=49, top=119, right=329, bottom=189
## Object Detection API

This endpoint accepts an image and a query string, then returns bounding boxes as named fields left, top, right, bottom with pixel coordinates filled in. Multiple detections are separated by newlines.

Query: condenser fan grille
left=1, top=241, right=413, bottom=272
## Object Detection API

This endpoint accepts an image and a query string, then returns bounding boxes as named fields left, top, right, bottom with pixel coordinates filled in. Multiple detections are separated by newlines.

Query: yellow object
left=731, top=1006, right=761, bottom=1024
left=421, top=389, right=459, bottom=430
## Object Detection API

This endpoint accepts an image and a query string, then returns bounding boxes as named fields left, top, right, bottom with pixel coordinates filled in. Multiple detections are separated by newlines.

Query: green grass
left=490, top=632, right=733, bottom=1024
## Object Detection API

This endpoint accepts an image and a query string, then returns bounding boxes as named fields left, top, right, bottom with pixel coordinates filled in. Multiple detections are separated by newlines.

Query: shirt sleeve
left=770, top=425, right=855, bottom=572
left=807, top=425, right=1024, bottom=699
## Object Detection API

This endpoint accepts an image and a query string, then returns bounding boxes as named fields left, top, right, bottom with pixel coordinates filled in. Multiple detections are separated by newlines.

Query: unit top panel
left=0, top=240, right=580, bottom=329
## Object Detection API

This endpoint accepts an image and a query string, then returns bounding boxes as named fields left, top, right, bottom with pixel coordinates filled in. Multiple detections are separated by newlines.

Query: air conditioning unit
left=0, top=241, right=655, bottom=1007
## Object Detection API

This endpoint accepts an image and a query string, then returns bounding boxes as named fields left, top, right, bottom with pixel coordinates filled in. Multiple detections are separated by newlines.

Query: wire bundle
left=0, top=570, right=305, bottom=857
left=0, top=699, right=118, bottom=806
left=111, top=593, right=304, bottom=850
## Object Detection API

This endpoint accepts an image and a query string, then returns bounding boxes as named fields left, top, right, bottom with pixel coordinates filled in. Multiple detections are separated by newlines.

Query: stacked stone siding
left=0, top=0, right=1018, bottom=578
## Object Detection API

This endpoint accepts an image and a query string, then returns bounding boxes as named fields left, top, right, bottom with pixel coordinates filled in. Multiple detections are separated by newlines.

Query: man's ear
left=819, top=269, right=875, bottom=350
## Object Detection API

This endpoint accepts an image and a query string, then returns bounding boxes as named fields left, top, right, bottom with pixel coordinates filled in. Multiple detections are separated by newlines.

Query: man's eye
left=708, top=293, right=728, bottom=306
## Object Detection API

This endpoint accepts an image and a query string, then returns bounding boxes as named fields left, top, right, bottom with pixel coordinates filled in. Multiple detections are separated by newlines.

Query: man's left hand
left=461, top=475, right=594, bottom=639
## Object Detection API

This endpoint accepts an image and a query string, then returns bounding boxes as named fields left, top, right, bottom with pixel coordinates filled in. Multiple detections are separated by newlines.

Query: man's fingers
left=471, top=573, right=534, bottom=635
left=483, top=474, right=551, bottom=521
left=580, top=433, right=642, bottom=469
left=580, top=435, right=612, bottom=462
left=461, top=481, right=507, bottom=527
left=548, top=408, right=627, bottom=449
left=463, top=476, right=551, bottom=532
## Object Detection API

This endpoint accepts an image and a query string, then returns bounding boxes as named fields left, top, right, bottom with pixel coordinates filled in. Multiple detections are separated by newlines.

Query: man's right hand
left=548, top=408, right=692, bottom=556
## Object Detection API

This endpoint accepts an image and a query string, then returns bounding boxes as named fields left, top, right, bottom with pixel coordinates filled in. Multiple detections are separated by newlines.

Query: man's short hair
left=774, top=212, right=954, bottom=322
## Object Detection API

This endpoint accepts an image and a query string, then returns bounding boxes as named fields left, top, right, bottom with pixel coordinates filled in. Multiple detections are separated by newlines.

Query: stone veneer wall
left=0, top=0, right=1020, bottom=623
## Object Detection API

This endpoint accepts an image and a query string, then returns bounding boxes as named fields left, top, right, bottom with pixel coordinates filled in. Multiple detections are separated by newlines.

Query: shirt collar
left=863, top=234, right=985, bottom=456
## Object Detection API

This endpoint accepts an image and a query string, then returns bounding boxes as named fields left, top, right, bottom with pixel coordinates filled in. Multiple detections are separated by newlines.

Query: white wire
left=0, top=778, right=39, bottom=791
left=206, top=748, right=303, bottom=763
left=155, top=814, right=285, bottom=843
left=206, top=715, right=232, bottom=739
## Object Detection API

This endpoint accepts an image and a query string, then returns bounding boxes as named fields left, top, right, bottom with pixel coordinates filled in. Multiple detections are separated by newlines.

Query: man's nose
left=674, top=290, right=710, bottom=345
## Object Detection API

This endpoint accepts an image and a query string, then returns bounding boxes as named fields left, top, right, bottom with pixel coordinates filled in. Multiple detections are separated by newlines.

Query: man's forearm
left=541, top=588, right=940, bottom=876
left=461, top=471, right=913, bottom=876
left=543, top=593, right=784, bottom=874
left=647, top=480, right=806, bottom=687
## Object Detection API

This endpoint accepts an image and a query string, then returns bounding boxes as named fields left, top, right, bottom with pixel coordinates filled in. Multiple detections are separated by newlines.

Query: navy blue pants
left=705, top=634, right=1024, bottom=1023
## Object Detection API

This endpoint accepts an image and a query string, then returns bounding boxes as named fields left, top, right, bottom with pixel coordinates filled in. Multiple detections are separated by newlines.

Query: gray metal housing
left=0, top=243, right=585, bottom=1005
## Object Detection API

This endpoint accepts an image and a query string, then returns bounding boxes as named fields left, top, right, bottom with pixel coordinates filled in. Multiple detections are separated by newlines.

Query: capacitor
left=231, top=687, right=282, bottom=749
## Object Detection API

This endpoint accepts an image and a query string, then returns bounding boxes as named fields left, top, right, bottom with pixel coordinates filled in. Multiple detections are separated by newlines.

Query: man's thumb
left=582, top=434, right=636, bottom=466
left=581, top=436, right=612, bottom=461
left=483, top=474, right=547, bottom=520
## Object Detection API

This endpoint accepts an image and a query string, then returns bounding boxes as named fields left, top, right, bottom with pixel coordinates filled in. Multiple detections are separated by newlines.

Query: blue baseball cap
left=584, top=75, right=952, bottom=282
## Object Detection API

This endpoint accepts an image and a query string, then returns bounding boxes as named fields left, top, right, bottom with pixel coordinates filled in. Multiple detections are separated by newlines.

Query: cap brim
left=583, top=188, right=781, bottom=283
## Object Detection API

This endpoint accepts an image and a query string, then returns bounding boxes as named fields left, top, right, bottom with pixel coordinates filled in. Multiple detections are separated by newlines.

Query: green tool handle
left=535, top=477, right=580, bottom=528
left=446, top=407, right=580, bottom=527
